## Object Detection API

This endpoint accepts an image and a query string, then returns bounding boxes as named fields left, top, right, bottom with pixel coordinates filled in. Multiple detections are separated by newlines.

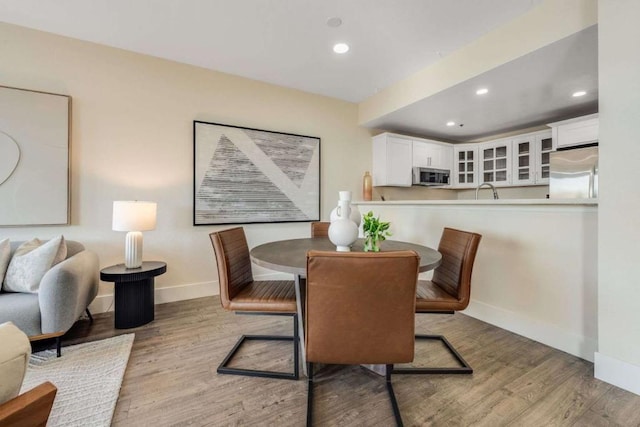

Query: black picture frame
left=193, top=121, right=321, bottom=225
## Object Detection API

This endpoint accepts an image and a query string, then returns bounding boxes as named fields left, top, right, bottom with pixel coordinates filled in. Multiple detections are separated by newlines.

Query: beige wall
left=0, top=22, right=372, bottom=307
left=596, top=0, right=640, bottom=394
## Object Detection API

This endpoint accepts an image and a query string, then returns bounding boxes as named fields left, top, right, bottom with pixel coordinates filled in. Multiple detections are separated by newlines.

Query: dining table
left=250, top=237, right=442, bottom=375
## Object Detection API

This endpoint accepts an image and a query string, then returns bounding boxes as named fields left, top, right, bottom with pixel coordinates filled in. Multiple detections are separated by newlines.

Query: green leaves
left=362, top=211, right=391, bottom=252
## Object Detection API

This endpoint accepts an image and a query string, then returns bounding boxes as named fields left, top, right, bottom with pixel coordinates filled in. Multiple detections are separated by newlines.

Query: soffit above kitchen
left=365, top=25, right=598, bottom=143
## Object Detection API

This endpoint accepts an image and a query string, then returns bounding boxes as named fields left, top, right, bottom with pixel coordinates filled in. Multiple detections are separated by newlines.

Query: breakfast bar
left=352, top=198, right=598, bottom=362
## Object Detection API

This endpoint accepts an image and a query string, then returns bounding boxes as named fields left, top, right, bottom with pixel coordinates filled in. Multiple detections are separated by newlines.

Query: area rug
left=20, top=334, right=134, bottom=427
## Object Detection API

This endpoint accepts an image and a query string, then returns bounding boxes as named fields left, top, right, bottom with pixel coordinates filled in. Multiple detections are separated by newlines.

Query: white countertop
left=351, top=199, right=598, bottom=206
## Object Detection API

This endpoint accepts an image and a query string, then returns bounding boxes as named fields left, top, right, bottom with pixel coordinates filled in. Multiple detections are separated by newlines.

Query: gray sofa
left=0, top=240, right=99, bottom=356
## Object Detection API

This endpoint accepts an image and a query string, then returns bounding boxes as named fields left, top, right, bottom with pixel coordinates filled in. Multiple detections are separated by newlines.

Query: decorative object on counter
left=328, top=191, right=358, bottom=252
left=363, top=171, right=373, bottom=201
left=362, top=211, right=391, bottom=252
left=112, top=201, right=157, bottom=269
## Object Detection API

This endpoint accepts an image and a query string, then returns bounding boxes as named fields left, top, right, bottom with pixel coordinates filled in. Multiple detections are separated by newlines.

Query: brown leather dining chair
left=309, top=221, right=330, bottom=238
left=393, top=227, right=482, bottom=375
left=305, top=250, right=420, bottom=426
left=209, top=227, right=299, bottom=380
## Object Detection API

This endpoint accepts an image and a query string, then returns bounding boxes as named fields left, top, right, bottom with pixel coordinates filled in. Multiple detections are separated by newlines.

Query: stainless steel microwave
left=412, top=167, right=450, bottom=186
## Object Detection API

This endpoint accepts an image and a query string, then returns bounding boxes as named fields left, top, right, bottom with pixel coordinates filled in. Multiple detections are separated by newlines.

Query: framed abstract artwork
left=193, top=121, right=320, bottom=225
left=0, top=86, right=70, bottom=226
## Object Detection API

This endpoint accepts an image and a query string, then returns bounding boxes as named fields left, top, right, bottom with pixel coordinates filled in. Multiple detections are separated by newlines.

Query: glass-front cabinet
left=535, top=131, right=555, bottom=184
left=480, top=140, right=511, bottom=186
left=511, top=130, right=555, bottom=186
left=453, top=144, right=478, bottom=188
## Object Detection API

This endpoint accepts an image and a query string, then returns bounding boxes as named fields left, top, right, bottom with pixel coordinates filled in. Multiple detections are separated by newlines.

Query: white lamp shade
left=112, top=201, right=157, bottom=232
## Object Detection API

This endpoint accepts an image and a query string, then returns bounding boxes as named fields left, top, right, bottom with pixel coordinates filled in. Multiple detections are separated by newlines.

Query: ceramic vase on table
left=328, top=192, right=358, bottom=252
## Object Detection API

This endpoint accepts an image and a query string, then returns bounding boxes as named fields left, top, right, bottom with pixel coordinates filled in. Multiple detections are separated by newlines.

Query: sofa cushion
left=0, top=238, right=9, bottom=284
left=3, top=236, right=67, bottom=293
left=0, top=293, right=41, bottom=337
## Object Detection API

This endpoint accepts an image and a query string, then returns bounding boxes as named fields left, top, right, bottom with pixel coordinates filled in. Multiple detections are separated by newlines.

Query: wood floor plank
left=54, top=296, right=640, bottom=427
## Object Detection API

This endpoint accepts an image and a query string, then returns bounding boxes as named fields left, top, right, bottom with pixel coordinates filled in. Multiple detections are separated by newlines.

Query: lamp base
left=124, top=231, right=143, bottom=269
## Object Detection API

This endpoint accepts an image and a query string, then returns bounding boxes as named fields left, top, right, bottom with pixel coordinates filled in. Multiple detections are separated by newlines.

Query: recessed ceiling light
left=446, top=121, right=456, bottom=127
left=333, top=43, right=349, bottom=54
left=476, top=88, right=489, bottom=95
left=572, top=90, right=587, bottom=97
left=327, top=17, right=342, bottom=28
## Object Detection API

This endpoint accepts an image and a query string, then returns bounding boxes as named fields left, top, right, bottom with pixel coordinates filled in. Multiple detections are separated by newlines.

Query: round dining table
left=251, top=237, right=442, bottom=275
left=250, top=237, right=442, bottom=375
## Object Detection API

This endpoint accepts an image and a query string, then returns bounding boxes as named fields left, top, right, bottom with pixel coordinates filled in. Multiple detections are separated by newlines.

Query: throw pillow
left=0, top=238, right=10, bottom=285
left=3, top=236, right=67, bottom=293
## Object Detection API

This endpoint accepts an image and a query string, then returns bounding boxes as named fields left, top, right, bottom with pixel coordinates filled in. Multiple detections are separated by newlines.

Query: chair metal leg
left=217, top=312, right=299, bottom=380
left=306, top=363, right=405, bottom=426
left=386, top=364, right=404, bottom=427
left=85, top=308, right=94, bottom=323
left=306, top=362, right=314, bottom=427
left=392, top=334, right=473, bottom=375
left=56, top=337, right=61, bottom=358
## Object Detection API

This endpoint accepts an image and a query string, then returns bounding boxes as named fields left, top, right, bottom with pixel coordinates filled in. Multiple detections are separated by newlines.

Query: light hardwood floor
left=59, top=297, right=640, bottom=426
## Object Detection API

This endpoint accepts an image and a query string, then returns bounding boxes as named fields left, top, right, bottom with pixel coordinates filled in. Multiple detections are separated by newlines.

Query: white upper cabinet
left=372, top=133, right=413, bottom=187
left=453, top=144, right=478, bottom=188
left=480, top=140, right=512, bottom=186
left=511, top=130, right=555, bottom=186
left=372, top=133, right=453, bottom=187
left=549, top=113, right=598, bottom=148
left=412, top=140, right=453, bottom=171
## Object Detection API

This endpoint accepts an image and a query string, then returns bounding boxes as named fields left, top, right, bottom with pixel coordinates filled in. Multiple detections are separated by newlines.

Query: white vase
left=328, top=200, right=358, bottom=251
left=330, top=204, right=361, bottom=226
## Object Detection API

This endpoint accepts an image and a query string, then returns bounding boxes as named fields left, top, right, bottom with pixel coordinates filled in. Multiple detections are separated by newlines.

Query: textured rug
left=20, top=334, right=134, bottom=427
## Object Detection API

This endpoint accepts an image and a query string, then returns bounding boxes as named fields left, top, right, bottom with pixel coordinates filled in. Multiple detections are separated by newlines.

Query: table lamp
left=112, top=201, right=157, bottom=269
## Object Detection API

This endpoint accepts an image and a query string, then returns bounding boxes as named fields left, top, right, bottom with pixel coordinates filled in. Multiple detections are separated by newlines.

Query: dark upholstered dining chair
left=305, top=250, right=420, bottom=426
left=393, top=227, right=482, bottom=376
left=209, top=227, right=299, bottom=380
left=310, top=221, right=330, bottom=238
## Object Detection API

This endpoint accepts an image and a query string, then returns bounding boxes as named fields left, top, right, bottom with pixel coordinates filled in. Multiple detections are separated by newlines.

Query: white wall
left=354, top=201, right=598, bottom=362
left=0, top=22, right=372, bottom=310
left=595, top=0, right=640, bottom=395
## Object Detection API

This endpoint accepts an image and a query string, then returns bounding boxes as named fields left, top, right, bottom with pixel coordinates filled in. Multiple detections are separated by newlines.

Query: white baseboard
left=89, top=271, right=291, bottom=314
left=595, top=352, right=640, bottom=396
left=463, top=299, right=597, bottom=362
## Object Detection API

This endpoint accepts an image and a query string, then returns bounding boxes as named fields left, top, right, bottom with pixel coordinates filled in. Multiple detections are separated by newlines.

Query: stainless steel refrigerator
left=549, top=146, right=598, bottom=199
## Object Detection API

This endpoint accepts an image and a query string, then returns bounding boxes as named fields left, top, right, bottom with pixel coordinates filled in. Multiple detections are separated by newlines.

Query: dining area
left=208, top=218, right=482, bottom=426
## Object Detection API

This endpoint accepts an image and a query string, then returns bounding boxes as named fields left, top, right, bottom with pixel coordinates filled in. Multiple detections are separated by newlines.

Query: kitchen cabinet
left=412, top=140, right=453, bottom=171
left=372, top=133, right=413, bottom=187
left=512, top=130, right=555, bottom=186
left=549, top=113, right=598, bottom=148
left=480, top=140, right=512, bottom=186
left=453, top=145, right=478, bottom=188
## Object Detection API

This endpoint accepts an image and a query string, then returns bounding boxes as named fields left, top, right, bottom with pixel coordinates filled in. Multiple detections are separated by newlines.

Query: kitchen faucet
left=475, top=182, right=499, bottom=200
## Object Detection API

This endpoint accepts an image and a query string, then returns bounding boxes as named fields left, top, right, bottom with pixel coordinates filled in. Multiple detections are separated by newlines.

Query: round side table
left=100, top=261, right=167, bottom=329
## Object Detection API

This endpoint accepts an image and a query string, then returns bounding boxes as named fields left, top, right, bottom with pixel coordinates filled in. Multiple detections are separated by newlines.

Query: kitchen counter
left=353, top=198, right=597, bottom=206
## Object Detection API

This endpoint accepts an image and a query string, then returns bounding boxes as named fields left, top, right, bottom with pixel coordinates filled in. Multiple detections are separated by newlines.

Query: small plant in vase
left=362, top=211, right=391, bottom=252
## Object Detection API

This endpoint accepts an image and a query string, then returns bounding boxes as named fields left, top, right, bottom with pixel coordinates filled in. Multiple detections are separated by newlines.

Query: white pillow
left=3, top=236, right=67, bottom=293
left=0, top=238, right=10, bottom=285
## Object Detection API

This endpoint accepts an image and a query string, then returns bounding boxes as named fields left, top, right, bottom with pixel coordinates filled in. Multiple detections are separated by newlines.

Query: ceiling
left=0, top=0, right=598, bottom=142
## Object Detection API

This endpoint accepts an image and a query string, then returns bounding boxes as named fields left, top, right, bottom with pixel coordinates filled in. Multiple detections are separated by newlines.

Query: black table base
left=114, top=277, right=155, bottom=329
left=100, top=261, right=167, bottom=330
